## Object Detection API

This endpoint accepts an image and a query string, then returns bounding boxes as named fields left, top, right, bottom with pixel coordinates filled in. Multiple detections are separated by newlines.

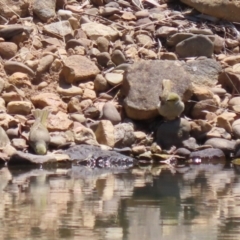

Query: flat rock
left=43, top=21, right=73, bottom=37
left=31, top=93, right=67, bottom=111
left=47, top=111, right=73, bottom=131
left=157, top=118, right=191, bottom=150
left=4, top=61, right=35, bottom=77
left=0, top=0, right=29, bottom=18
left=61, top=55, right=100, bottom=83
left=37, top=55, right=55, bottom=73
left=81, top=22, right=119, bottom=41
left=204, top=138, right=235, bottom=155
left=57, top=84, right=83, bottom=97
left=33, top=0, right=56, bottom=22
left=114, top=123, right=135, bottom=148
left=181, top=0, right=240, bottom=22
left=190, top=148, right=225, bottom=160
left=7, top=101, right=32, bottom=115
left=102, top=102, right=121, bottom=125
left=176, top=35, right=214, bottom=58
left=122, top=59, right=221, bottom=120
left=105, top=73, right=123, bottom=86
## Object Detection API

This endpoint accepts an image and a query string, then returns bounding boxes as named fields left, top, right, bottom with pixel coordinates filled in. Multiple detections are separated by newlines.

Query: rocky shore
left=0, top=0, right=240, bottom=166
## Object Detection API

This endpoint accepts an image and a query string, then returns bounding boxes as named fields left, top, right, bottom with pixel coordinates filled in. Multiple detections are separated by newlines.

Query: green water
left=0, top=162, right=239, bottom=240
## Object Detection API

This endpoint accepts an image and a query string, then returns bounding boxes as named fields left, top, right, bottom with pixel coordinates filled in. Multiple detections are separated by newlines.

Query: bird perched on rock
left=158, top=79, right=185, bottom=120
left=29, top=109, right=50, bottom=155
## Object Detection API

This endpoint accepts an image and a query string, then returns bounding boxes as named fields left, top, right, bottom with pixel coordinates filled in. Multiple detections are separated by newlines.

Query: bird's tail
left=32, top=109, right=50, bottom=127
left=162, top=79, right=173, bottom=92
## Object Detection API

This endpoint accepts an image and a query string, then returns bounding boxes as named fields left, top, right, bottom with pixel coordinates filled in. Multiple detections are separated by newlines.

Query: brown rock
left=95, top=120, right=115, bottom=147
left=82, top=89, right=97, bottom=100
left=102, top=102, right=121, bottom=125
left=8, top=72, right=31, bottom=87
left=7, top=101, right=32, bottom=115
left=74, top=124, right=98, bottom=145
left=31, top=93, right=67, bottom=111
left=94, top=74, right=110, bottom=92
left=0, top=42, right=18, bottom=59
left=47, top=111, right=73, bottom=131
left=4, top=61, right=35, bottom=76
left=37, top=55, right=55, bottom=73
left=61, top=55, right=100, bottom=83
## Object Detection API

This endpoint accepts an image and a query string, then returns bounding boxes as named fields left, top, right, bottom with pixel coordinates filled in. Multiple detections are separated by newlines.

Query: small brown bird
left=29, top=109, right=50, bottom=155
left=158, top=79, right=185, bottom=120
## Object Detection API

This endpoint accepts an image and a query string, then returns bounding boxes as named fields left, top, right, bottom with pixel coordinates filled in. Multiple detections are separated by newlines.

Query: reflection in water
left=0, top=163, right=240, bottom=240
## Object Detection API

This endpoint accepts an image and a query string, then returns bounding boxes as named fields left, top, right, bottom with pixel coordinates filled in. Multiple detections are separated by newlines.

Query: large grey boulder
left=121, top=59, right=221, bottom=120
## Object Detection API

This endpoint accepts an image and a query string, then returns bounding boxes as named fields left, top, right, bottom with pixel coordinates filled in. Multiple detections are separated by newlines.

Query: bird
left=158, top=79, right=185, bottom=120
left=29, top=109, right=50, bottom=155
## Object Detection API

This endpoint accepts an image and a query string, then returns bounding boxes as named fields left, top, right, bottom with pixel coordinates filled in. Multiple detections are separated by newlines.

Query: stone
left=229, top=97, right=240, bottom=113
left=167, top=33, right=194, bottom=46
left=135, top=18, right=155, bottom=32
left=114, top=123, right=135, bottom=148
left=70, top=114, right=86, bottom=124
left=132, top=145, right=146, bottom=155
left=74, top=124, right=98, bottom=145
left=204, top=138, right=235, bottom=155
left=96, top=37, right=109, bottom=52
left=182, top=137, right=198, bottom=151
left=122, top=59, right=221, bottom=120
left=111, top=49, right=126, bottom=66
left=96, top=52, right=111, bottom=67
left=157, top=118, right=191, bottom=150
left=105, top=73, right=123, bottom=86
left=191, top=99, right=218, bottom=119
left=61, top=55, right=100, bottom=84
left=217, top=116, right=232, bottom=133
left=2, top=92, right=22, bottom=103
left=190, top=148, right=225, bottom=160
left=192, top=84, right=215, bottom=101
left=0, top=126, right=10, bottom=148
left=0, top=42, right=18, bottom=59
left=84, top=106, right=100, bottom=119
left=160, top=52, right=178, bottom=60
left=94, top=74, right=109, bottom=92
left=135, top=34, right=153, bottom=48
left=102, top=102, right=121, bottom=125
left=81, top=22, right=119, bottom=41
left=57, top=84, right=83, bottom=97
left=206, top=127, right=231, bottom=140
left=210, top=87, right=226, bottom=97
left=7, top=101, right=32, bottom=115
left=99, top=7, right=121, bottom=17
left=33, top=0, right=56, bottom=22
left=181, top=0, right=240, bottom=22
left=213, top=34, right=224, bottom=53
left=12, top=138, right=27, bottom=150
left=0, top=0, right=30, bottom=18
left=31, top=93, right=67, bottom=111
left=8, top=72, right=31, bottom=87
left=82, top=89, right=97, bottom=100
left=47, top=111, right=73, bottom=131
left=95, top=120, right=115, bottom=147
left=57, top=9, right=73, bottom=20
left=4, top=61, right=35, bottom=77
left=190, top=120, right=212, bottom=140
left=176, top=35, right=214, bottom=58
left=49, top=133, right=67, bottom=147
left=155, top=26, right=178, bottom=38
left=37, top=55, right=55, bottom=73
left=232, top=119, right=240, bottom=139
left=43, top=21, right=73, bottom=37
left=135, top=10, right=149, bottom=19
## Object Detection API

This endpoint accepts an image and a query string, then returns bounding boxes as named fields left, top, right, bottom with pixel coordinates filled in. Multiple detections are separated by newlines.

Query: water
left=0, top=162, right=240, bottom=240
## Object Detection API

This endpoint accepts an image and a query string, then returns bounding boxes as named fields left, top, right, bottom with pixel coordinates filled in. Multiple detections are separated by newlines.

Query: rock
left=37, top=55, right=55, bottom=73
left=47, top=111, right=73, bottom=131
left=229, top=97, right=240, bottom=113
left=206, top=127, right=231, bottom=140
left=102, top=102, right=121, bottom=125
left=122, top=59, right=220, bottom=120
left=57, top=9, right=73, bottom=20
left=12, top=138, right=27, bottom=150
left=0, top=0, right=29, bottom=18
left=0, top=77, right=4, bottom=93
left=0, top=126, right=10, bottom=147
left=167, top=33, right=194, bottom=46
left=204, top=138, right=235, bottom=155
left=31, top=93, right=67, bottom=111
left=157, top=118, right=191, bottom=150
left=43, top=21, right=73, bottom=37
left=57, top=83, right=83, bottom=97
left=176, top=35, right=214, bottom=58
left=0, top=42, right=18, bottom=59
left=95, top=120, right=115, bottom=147
left=49, top=133, right=67, bottom=147
left=210, top=87, right=226, bottom=97
left=84, top=105, right=100, bottom=119
left=217, top=116, right=232, bottom=133
left=33, top=0, right=56, bottom=22
left=191, top=99, right=218, bottom=119
left=96, top=37, right=109, bottom=52
left=111, top=49, right=126, bottom=65
left=181, top=0, right=240, bottom=22
left=67, top=97, right=81, bottom=113
left=232, top=119, right=240, bottom=139
left=82, top=89, right=96, bottom=100
left=190, top=148, right=225, bottom=160
left=7, top=101, right=32, bottom=115
left=135, top=34, right=153, bottom=48
left=192, top=84, right=215, bottom=101
left=81, top=22, right=119, bottom=41
left=135, top=10, right=149, bottom=19
left=114, top=123, right=135, bottom=148
left=190, top=120, right=212, bottom=140
left=132, top=145, right=146, bottom=155
left=8, top=72, right=31, bottom=87
left=155, top=26, right=178, bottom=38
left=4, top=61, right=35, bottom=77
left=213, top=34, right=224, bottom=53
left=96, top=52, right=111, bottom=67
left=135, top=18, right=155, bottom=32
left=61, top=55, right=100, bottom=83
left=182, top=137, right=198, bottom=151
left=175, top=148, right=191, bottom=158
left=99, top=7, right=121, bottom=17
left=70, top=113, right=86, bottom=123
left=105, top=73, right=123, bottom=86
left=74, top=124, right=98, bottom=145
left=94, top=74, right=109, bottom=92
left=160, top=52, right=178, bottom=60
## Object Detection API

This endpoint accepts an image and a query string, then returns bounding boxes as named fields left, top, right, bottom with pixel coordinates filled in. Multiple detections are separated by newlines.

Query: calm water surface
left=0, top=162, right=240, bottom=240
